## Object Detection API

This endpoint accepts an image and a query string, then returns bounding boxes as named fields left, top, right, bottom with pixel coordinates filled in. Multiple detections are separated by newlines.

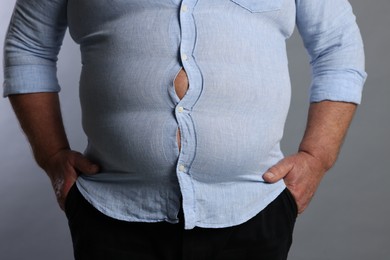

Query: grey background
left=0, top=0, right=388, bottom=259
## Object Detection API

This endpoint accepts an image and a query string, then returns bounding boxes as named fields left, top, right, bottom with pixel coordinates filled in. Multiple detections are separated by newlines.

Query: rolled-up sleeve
left=296, top=0, right=367, bottom=104
left=3, top=0, right=68, bottom=97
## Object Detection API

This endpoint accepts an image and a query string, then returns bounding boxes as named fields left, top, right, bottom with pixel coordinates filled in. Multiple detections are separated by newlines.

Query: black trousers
left=65, top=185, right=297, bottom=260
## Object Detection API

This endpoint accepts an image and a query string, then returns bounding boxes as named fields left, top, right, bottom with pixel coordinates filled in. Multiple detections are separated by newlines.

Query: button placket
left=177, top=0, right=201, bottom=161
left=174, top=0, right=203, bottom=229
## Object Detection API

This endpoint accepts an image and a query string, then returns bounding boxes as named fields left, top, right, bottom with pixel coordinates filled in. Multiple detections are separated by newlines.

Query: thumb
left=263, top=157, right=294, bottom=183
left=73, top=153, right=100, bottom=175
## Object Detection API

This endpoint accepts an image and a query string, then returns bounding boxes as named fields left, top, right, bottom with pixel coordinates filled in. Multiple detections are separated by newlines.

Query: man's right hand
left=8, top=93, right=100, bottom=210
left=42, top=149, right=100, bottom=211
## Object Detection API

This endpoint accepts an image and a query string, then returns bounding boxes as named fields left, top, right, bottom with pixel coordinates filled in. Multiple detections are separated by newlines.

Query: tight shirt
left=3, top=0, right=366, bottom=229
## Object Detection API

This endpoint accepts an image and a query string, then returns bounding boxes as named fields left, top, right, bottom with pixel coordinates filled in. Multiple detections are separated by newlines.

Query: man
left=3, top=0, right=366, bottom=259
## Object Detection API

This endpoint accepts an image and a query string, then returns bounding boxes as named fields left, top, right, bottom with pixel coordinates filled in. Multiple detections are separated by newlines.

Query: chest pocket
left=230, top=0, right=284, bottom=13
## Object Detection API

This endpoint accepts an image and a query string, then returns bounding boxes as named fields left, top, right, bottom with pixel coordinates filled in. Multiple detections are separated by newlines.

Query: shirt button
left=181, top=54, right=188, bottom=61
left=177, top=106, right=184, bottom=113
left=178, top=164, right=185, bottom=172
left=181, top=5, right=188, bottom=12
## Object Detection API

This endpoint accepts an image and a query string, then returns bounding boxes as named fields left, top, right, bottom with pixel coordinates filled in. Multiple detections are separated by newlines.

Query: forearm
left=298, top=100, right=357, bottom=171
left=263, top=100, right=357, bottom=213
left=9, top=92, right=70, bottom=169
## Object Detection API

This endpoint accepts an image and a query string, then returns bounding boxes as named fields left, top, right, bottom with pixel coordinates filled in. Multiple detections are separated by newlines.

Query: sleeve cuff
left=3, top=65, right=61, bottom=97
left=309, top=71, right=367, bottom=104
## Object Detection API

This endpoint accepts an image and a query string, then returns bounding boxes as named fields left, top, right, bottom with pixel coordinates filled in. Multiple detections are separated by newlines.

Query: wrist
left=35, top=146, right=71, bottom=170
left=297, top=145, right=336, bottom=172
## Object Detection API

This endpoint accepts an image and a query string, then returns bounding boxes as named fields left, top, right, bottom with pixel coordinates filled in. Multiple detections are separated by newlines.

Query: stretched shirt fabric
left=3, top=0, right=366, bottom=229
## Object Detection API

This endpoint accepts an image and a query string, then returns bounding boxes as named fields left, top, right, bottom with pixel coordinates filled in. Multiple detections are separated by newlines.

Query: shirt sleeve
left=296, top=0, right=367, bottom=104
left=2, top=0, right=68, bottom=97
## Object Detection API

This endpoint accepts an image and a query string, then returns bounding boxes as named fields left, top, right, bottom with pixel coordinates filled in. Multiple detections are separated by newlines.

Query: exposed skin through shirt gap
left=174, top=68, right=189, bottom=152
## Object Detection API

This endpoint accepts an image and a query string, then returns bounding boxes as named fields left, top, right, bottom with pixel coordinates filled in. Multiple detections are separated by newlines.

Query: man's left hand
left=263, top=151, right=327, bottom=214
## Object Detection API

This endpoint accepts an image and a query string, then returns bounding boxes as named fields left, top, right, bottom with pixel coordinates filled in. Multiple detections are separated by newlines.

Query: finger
left=263, top=158, right=294, bottom=183
left=73, top=153, right=100, bottom=175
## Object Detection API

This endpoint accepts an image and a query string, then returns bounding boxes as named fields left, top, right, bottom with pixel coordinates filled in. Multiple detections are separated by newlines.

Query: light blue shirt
left=3, top=0, right=366, bottom=229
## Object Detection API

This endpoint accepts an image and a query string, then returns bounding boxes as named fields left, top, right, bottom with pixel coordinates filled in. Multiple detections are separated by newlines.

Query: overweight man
left=3, top=0, right=366, bottom=259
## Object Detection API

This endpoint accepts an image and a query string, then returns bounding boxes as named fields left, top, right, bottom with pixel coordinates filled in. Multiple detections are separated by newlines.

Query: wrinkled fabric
left=3, top=0, right=366, bottom=229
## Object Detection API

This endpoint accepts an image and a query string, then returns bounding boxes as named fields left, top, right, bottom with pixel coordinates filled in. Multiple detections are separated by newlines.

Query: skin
left=174, top=68, right=189, bottom=151
left=9, top=93, right=99, bottom=210
left=9, top=68, right=357, bottom=214
left=263, top=100, right=357, bottom=213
